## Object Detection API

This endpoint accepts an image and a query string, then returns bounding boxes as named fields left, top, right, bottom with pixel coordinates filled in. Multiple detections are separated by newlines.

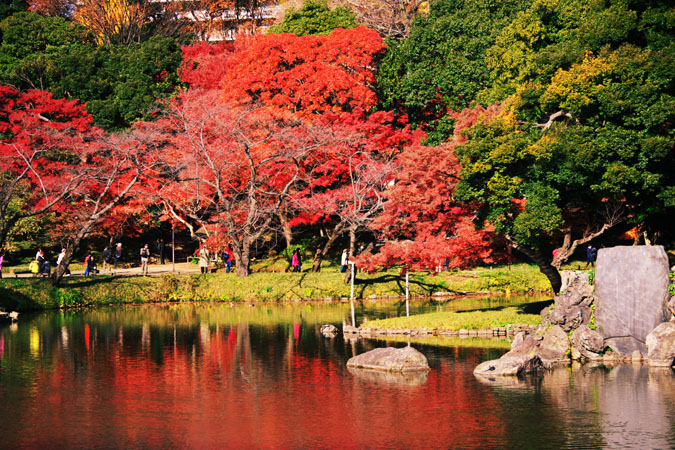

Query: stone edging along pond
left=343, top=323, right=537, bottom=338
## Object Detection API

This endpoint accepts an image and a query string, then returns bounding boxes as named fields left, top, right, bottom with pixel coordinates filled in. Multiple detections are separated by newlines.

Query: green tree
left=269, top=0, right=358, bottom=36
left=455, top=0, right=674, bottom=292
left=0, top=12, right=182, bottom=130
left=0, top=12, right=91, bottom=84
left=376, top=0, right=529, bottom=144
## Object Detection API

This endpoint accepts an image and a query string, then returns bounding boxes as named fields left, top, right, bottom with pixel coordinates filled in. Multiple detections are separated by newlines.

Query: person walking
left=83, top=253, right=94, bottom=276
left=226, top=244, right=235, bottom=273
left=291, top=249, right=300, bottom=272
left=157, top=238, right=165, bottom=265
left=140, top=244, right=150, bottom=276
left=199, top=246, right=210, bottom=275
left=585, top=245, right=597, bottom=269
left=340, top=249, right=348, bottom=273
left=114, top=243, right=123, bottom=270
left=102, top=246, right=112, bottom=272
left=57, top=248, right=71, bottom=276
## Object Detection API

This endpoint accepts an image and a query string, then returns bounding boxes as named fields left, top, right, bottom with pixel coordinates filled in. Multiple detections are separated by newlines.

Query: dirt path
left=8, top=262, right=205, bottom=278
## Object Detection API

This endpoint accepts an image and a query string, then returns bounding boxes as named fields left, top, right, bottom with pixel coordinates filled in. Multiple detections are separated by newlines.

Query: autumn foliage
left=220, top=26, right=386, bottom=117
left=356, top=106, right=504, bottom=272
left=0, top=86, right=102, bottom=247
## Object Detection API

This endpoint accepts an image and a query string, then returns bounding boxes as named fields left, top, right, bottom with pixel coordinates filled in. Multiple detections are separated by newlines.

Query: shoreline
left=0, top=263, right=553, bottom=312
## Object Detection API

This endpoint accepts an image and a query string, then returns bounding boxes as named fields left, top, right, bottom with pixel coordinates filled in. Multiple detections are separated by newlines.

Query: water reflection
left=477, top=363, right=675, bottom=450
left=0, top=303, right=672, bottom=450
left=347, top=367, right=430, bottom=386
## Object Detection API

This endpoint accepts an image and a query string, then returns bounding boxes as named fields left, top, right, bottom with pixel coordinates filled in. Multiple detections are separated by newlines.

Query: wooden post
left=405, top=269, right=410, bottom=317
left=350, top=261, right=356, bottom=327
left=172, top=225, right=175, bottom=274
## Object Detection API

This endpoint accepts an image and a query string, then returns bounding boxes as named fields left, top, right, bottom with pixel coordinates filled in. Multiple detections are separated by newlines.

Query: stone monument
left=594, top=245, right=671, bottom=354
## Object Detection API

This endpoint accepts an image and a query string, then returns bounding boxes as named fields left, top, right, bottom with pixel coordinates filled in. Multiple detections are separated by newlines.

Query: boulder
left=645, top=322, right=675, bottom=368
left=474, top=325, right=574, bottom=376
left=668, top=296, right=675, bottom=318
left=571, top=325, right=606, bottom=358
left=535, top=325, right=570, bottom=367
left=557, top=271, right=594, bottom=310
left=474, top=335, right=543, bottom=376
left=511, top=332, right=525, bottom=350
left=542, top=272, right=593, bottom=331
left=473, top=353, right=543, bottom=376
left=595, top=245, right=671, bottom=354
left=320, top=324, right=338, bottom=338
left=570, top=346, right=582, bottom=360
left=346, top=346, right=430, bottom=372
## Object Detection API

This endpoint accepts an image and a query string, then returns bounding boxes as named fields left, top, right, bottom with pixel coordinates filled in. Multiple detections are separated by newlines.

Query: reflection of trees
left=6, top=307, right=671, bottom=448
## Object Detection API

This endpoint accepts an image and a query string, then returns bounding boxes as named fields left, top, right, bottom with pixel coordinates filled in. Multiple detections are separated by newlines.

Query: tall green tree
left=0, top=13, right=182, bottom=130
left=455, top=0, right=674, bottom=292
left=0, top=11, right=90, bottom=84
left=376, top=0, right=529, bottom=144
left=269, top=0, right=358, bottom=36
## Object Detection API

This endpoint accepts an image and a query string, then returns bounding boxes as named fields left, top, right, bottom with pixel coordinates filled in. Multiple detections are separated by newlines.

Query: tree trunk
left=506, top=237, right=561, bottom=294
left=235, top=245, right=251, bottom=277
left=312, top=223, right=344, bottom=272
left=552, top=223, right=613, bottom=269
left=52, top=247, right=75, bottom=283
left=278, top=211, right=293, bottom=248
left=348, top=226, right=356, bottom=257
left=311, top=251, right=323, bottom=272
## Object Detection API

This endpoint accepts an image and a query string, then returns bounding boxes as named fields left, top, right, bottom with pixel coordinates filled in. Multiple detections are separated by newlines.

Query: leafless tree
left=344, top=0, right=427, bottom=40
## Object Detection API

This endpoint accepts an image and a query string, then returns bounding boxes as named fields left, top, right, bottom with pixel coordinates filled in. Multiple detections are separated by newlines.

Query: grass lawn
left=0, top=262, right=555, bottom=311
left=361, top=306, right=542, bottom=331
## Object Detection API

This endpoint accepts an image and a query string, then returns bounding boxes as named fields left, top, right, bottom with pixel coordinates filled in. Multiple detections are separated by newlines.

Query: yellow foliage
left=543, top=50, right=618, bottom=110
left=75, top=0, right=146, bottom=45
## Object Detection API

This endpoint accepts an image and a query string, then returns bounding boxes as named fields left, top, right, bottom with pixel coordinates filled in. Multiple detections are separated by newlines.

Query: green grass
left=372, top=335, right=513, bottom=349
left=362, top=306, right=541, bottom=331
left=433, top=264, right=552, bottom=293
left=0, top=263, right=553, bottom=312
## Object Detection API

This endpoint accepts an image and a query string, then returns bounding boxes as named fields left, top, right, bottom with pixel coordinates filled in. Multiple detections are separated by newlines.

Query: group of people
left=197, top=244, right=236, bottom=275
left=24, top=239, right=165, bottom=278
left=339, top=246, right=364, bottom=273
left=101, top=242, right=124, bottom=272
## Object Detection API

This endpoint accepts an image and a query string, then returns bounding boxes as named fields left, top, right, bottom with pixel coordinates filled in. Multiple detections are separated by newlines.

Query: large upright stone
left=595, top=246, right=670, bottom=354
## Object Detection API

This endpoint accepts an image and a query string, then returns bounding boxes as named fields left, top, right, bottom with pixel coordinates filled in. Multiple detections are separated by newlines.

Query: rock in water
left=320, top=324, right=338, bottom=338
left=571, top=325, right=606, bottom=358
left=595, top=246, right=671, bottom=354
left=536, top=325, right=570, bottom=367
left=347, top=346, right=429, bottom=372
left=474, top=336, right=543, bottom=376
left=646, top=322, right=675, bottom=368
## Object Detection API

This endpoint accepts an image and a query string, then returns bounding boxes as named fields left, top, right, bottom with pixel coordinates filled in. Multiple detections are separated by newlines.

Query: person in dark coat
left=102, top=246, right=112, bottom=272
left=585, top=245, right=597, bottom=269
left=157, top=238, right=165, bottom=265
left=114, top=243, right=123, bottom=270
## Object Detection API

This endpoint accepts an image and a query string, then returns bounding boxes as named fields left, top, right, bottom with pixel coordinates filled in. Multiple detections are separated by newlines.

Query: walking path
left=8, top=262, right=204, bottom=278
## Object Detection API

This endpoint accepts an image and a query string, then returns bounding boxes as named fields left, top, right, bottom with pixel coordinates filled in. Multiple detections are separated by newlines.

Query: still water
left=1, top=298, right=673, bottom=450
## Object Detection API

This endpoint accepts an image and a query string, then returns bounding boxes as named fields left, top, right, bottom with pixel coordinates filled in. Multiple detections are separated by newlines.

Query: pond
left=1, top=297, right=673, bottom=449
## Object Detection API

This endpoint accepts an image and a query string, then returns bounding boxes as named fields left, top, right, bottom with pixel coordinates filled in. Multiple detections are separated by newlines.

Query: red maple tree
left=0, top=86, right=100, bottom=255
left=356, top=107, right=503, bottom=272
left=288, top=109, right=417, bottom=270
left=147, top=89, right=324, bottom=276
left=220, top=26, right=386, bottom=117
